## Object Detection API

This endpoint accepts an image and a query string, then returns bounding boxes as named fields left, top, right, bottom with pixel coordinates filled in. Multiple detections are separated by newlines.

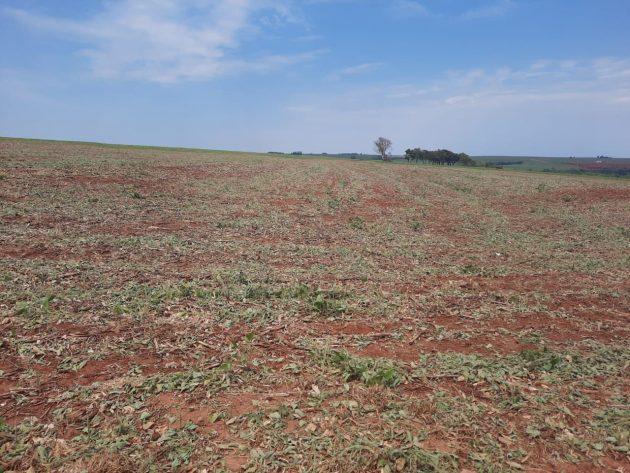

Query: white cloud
left=389, top=0, right=430, bottom=18
left=434, top=58, right=630, bottom=105
left=384, top=85, right=436, bottom=99
left=3, top=0, right=319, bottom=83
left=339, top=62, right=384, bottom=75
left=327, top=62, right=384, bottom=80
left=461, top=0, right=515, bottom=20
left=280, top=58, right=630, bottom=155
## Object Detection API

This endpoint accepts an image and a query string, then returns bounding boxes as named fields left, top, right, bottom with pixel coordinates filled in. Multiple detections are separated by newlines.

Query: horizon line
left=0, top=135, right=627, bottom=160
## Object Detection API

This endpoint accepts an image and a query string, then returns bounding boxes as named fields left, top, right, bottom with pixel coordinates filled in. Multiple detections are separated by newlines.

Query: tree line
left=404, top=148, right=476, bottom=166
left=373, top=137, right=475, bottom=166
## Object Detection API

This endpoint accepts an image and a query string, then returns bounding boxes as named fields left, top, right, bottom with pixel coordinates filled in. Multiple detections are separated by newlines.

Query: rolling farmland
left=0, top=138, right=628, bottom=472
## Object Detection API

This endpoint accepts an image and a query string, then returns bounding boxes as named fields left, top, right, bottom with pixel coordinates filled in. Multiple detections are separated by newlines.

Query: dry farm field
left=0, top=138, right=629, bottom=472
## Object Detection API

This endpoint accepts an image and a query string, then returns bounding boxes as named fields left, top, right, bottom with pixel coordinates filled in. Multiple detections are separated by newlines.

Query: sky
left=1, top=0, right=630, bottom=156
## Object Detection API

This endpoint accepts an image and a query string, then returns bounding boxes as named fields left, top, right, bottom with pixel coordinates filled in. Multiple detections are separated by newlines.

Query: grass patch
left=348, top=440, right=459, bottom=472
left=314, top=349, right=405, bottom=387
left=414, top=344, right=630, bottom=387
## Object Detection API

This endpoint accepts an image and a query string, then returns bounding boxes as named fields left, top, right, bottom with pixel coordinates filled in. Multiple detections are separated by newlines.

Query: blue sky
left=1, top=0, right=630, bottom=156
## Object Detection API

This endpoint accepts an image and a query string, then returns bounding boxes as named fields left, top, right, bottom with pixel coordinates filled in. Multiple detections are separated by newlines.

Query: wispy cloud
left=388, top=0, right=516, bottom=21
left=389, top=0, right=431, bottom=18
left=292, top=58, right=630, bottom=114
left=461, top=0, right=516, bottom=20
left=327, top=62, right=384, bottom=80
left=282, top=57, right=630, bottom=154
left=3, top=0, right=320, bottom=83
left=398, top=58, right=630, bottom=108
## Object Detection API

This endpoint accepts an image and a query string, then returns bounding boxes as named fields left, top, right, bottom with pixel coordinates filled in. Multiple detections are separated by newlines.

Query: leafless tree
left=374, top=137, right=392, bottom=161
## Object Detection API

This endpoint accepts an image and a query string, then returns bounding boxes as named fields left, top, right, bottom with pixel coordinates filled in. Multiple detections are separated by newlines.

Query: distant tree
left=458, top=153, right=476, bottom=166
left=405, top=147, right=424, bottom=163
left=403, top=147, right=475, bottom=166
left=374, top=137, right=392, bottom=161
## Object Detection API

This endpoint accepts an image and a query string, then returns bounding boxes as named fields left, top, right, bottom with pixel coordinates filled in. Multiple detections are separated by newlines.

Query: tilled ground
left=0, top=138, right=629, bottom=472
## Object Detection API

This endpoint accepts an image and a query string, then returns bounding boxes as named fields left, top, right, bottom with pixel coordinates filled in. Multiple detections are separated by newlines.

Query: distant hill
left=2, top=137, right=628, bottom=177
left=473, top=156, right=630, bottom=177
